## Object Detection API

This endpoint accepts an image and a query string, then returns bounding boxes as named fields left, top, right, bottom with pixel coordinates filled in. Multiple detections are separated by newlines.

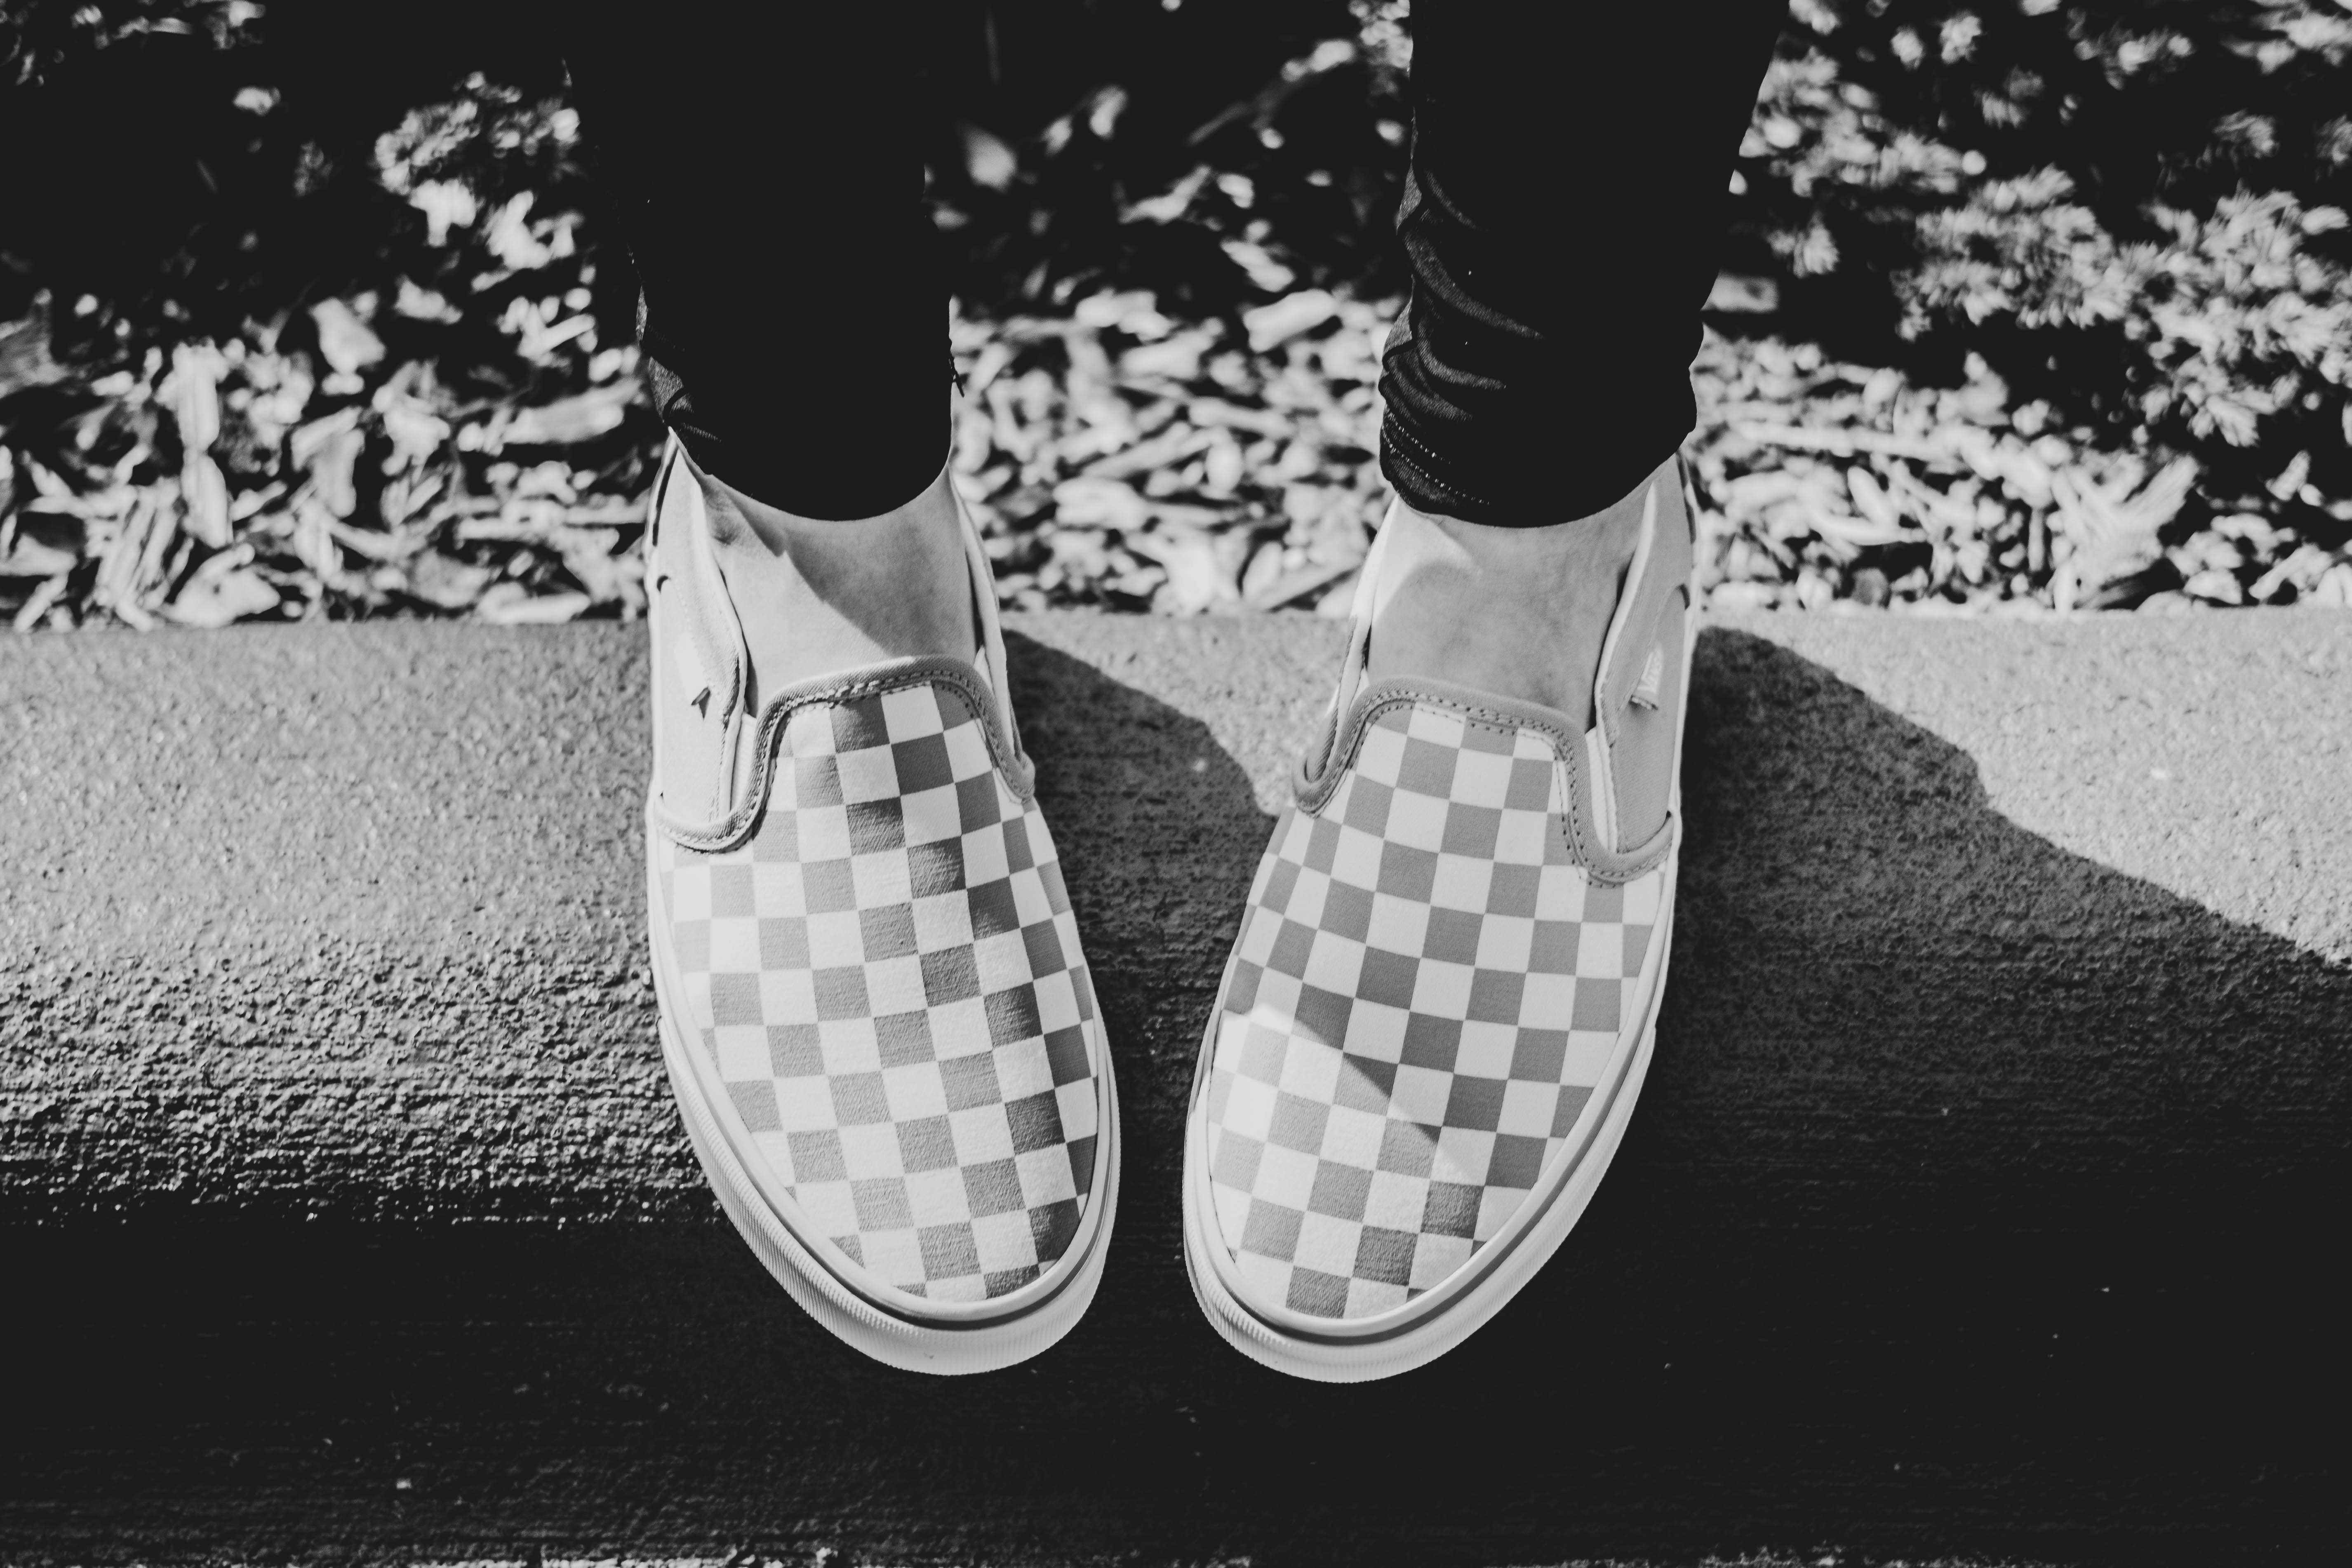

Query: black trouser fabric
left=559, top=7, right=948, bottom=521
left=561, top=3, right=1782, bottom=525
left=1382, top=2, right=1787, bottom=523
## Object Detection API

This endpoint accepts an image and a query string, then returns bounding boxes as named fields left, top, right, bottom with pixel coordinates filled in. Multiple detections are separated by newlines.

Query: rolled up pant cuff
left=1377, top=401, right=1693, bottom=528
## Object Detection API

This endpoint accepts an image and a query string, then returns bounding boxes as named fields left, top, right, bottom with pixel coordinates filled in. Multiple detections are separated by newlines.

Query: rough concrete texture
left=3, top=611, right=2348, bottom=1565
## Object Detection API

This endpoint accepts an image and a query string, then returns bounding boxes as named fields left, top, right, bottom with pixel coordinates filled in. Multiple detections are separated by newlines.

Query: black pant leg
left=1380, top=0, right=1785, bottom=525
left=561, top=3, right=947, bottom=519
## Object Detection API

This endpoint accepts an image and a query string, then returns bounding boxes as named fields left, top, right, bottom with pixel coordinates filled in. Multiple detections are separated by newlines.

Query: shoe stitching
left=1301, top=684, right=1670, bottom=882
left=655, top=662, right=1033, bottom=853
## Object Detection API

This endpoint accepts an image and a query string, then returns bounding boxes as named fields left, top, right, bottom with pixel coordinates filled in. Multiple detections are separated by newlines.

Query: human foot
left=1364, top=477, right=1652, bottom=730
left=693, top=456, right=977, bottom=711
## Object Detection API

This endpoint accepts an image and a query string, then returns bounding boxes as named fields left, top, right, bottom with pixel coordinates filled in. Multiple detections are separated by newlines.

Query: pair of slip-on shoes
left=643, top=438, right=1695, bottom=1380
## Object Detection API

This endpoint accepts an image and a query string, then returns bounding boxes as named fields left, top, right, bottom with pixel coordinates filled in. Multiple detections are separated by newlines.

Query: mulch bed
left=5, top=287, right=2348, bottom=631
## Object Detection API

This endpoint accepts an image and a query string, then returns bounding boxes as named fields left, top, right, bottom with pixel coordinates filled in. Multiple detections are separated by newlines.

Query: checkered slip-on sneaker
left=1182, top=458, right=1696, bottom=1382
left=643, top=440, right=1120, bottom=1375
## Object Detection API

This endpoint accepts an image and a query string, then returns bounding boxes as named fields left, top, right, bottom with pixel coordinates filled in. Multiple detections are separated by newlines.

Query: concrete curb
left=4, top=610, right=2348, bottom=1561
left=7, top=611, right=2347, bottom=1219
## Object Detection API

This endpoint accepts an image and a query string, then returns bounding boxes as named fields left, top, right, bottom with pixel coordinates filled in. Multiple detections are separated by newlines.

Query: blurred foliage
left=3, top=0, right=2350, bottom=630
left=952, top=289, right=1395, bottom=615
left=1729, top=1, right=2352, bottom=541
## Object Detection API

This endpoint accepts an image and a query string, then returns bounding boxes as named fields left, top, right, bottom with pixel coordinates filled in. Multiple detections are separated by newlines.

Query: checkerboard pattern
left=656, top=679, right=1102, bottom=1303
left=1199, top=700, right=1663, bottom=1321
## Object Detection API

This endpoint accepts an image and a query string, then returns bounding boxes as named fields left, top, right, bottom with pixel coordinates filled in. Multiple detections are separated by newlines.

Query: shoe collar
left=1297, top=461, right=1689, bottom=880
left=646, top=438, right=1035, bottom=853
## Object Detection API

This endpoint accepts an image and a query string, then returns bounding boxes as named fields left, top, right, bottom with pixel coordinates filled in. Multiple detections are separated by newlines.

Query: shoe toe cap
left=1193, top=728, right=1669, bottom=1324
left=652, top=683, right=1108, bottom=1308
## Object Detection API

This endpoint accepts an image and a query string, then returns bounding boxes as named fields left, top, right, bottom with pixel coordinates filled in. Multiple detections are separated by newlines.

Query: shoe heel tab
left=1302, top=513, right=1394, bottom=788
left=950, top=472, right=1034, bottom=790
left=657, top=443, right=749, bottom=728
left=1594, top=461, right=1694, bottom=749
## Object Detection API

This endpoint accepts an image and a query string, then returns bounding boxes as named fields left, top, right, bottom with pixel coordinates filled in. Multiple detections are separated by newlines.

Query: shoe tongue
left=1349, top=672, right=1579, bottom=741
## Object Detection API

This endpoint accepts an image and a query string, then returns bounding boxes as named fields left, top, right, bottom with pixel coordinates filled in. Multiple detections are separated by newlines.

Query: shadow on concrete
left=5, top=630, right=2345, bottom=1566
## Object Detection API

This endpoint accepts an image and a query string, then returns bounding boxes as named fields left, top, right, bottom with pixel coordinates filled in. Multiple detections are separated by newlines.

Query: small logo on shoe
left=1629, top=643, right=1666, bottom=711
left=691, top=686, right=712, bottom=717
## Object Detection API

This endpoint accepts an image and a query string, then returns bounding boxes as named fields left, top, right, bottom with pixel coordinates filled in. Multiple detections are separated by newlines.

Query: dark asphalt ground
left=4, top=611, right=2349, bottom=1566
